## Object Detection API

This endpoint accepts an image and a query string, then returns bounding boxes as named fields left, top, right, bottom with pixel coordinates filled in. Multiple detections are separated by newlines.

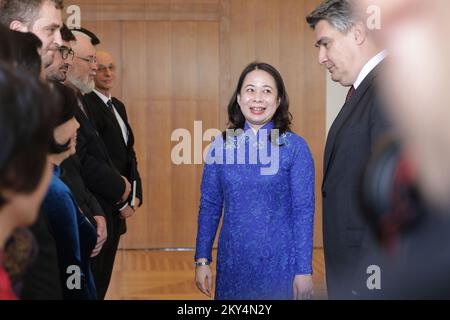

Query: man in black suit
left=306, top=0, right=391, bottom=299
left=83, top=51, right=143, bottom=216
left=66, top=31, right=131, bottom=299
left=82, top=51, right=143, bottom=298
left=46, top=24, right=108, bottom=260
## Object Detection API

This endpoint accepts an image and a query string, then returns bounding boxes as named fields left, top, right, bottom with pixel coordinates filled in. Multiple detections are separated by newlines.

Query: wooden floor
left=105, top=248, right=327, bottom=300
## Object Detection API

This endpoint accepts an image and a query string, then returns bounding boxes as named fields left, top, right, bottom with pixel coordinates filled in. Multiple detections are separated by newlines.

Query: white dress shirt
left=353, top=50, right=387, bottom=89
left=93, top=89, right=129, bottom=146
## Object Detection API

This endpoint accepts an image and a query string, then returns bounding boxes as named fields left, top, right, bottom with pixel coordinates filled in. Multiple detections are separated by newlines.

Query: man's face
left=95, top=52, right=116, bottom=92
left=45, top=40, right=73, bottom=82
left=30, top=0, right=63, bottom=68
left=314, top=20, right=357, bottom=86
left=67, top=35, right=98, bottom=94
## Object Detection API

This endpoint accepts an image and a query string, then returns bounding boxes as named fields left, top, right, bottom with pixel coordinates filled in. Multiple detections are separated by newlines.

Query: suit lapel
left=323, top=63, right=382, bottom=183
left=91, top=93, right=128, bottom=146
left=111, top=98, right=134, bottom=148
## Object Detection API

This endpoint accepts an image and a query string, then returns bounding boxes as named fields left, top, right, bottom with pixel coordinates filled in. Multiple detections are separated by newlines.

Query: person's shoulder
left=47, top=175, right=71, bottom=199
left=81, top=91, right=96, bottom=103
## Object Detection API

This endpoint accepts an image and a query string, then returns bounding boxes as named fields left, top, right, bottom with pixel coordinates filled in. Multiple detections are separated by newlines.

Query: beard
left=46, top=69, right=67, bottom=82
left=67, top=73, right=95, bottom=94
left=42, top=54, right=54, bottom=69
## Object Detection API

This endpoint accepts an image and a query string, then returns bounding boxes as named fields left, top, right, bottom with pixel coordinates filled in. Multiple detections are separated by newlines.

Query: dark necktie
left=346, top=85, right=355, bottom=103
left=107, top=99, right=115, bottom=113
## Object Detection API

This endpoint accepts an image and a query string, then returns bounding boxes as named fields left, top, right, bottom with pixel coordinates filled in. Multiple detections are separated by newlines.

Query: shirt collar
left=244, top=120, right=275, bottom=132
left=93, top=89, right=112, bottom=105
left=353, top=50, right=387, bottom=89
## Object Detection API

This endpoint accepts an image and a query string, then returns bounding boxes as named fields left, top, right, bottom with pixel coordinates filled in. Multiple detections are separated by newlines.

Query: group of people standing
left=195, top=0, right=450, bottom=300
left=0, top=0, right=142, bottom=300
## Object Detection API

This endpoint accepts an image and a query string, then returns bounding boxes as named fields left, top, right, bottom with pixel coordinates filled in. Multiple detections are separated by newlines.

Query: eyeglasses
left=75, top=55, right=97, bottom=65
left=58, top=46, right=74, bottom=61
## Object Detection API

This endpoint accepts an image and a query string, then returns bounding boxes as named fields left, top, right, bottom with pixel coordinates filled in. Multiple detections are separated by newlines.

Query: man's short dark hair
left=0, top=0, right=64, bottom=29
left=60, top=23, right=75, bottom=42
left=306, top=0, right=356, bottom=33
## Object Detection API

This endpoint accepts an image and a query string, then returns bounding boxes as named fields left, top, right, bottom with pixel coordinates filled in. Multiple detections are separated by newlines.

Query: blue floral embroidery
left=195, top=121, right=315, bottom=300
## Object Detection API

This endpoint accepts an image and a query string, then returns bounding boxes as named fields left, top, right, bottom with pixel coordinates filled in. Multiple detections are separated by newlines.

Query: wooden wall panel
left=119, top=21, right=220, bottom=248
left=65, top=0, right=324, bottom=249
left=70, top=0, right=221, bottom=21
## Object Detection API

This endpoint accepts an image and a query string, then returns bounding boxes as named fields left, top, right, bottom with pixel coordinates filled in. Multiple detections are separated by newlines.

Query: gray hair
left=0, top=0, right=64, bottom=28
left=306, top=0, right=358, bottom=33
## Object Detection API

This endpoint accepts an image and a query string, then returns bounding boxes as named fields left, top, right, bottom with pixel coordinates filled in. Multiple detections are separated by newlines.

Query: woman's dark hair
left=224, top=61, right=292, bottom=138
left=48, top=81, right=78, bottom=154
left=9, top=30, right=42, bottom=76
left=0, top=63, right=55, bottom=208
left=0, top=24, right=13, bottom=62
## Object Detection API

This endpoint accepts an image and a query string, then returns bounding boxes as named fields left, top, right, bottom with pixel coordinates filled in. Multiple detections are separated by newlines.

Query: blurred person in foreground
left=0, top=63, right=54, bottom=299
left=355, top=0, right=450, bottom=299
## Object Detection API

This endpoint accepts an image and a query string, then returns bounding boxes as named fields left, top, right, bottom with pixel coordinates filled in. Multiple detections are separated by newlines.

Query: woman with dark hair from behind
left=8, top=31, right=43, bottom=77
left=0, top=24, right=13, bottom=62
left=195, top=62, right=315, bottom=300
left=0, top=63, right=54, bottom=300
left=40, top=83, right=98, bottom=300
left=0, top=27, right=62, bottom=299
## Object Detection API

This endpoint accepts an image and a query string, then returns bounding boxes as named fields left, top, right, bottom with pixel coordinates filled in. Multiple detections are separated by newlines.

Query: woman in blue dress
left=42, top=84, right=98, bottom=300
left=195, top=62, right=315, bottom=300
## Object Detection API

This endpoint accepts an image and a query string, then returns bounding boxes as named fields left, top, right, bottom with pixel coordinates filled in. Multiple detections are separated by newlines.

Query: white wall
left=326, top=73, right=347, bottom=134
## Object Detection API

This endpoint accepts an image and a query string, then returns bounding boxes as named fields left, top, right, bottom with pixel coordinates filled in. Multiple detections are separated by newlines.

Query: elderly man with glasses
left=66, top=28, right=132, bottom=300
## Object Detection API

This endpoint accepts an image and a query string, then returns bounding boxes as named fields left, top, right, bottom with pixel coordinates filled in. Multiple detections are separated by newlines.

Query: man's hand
left=119, top=176, right=131, bottom=204
left=91, top=215, right=108, bottom=257
left=120, top=205, right=135, bottom=220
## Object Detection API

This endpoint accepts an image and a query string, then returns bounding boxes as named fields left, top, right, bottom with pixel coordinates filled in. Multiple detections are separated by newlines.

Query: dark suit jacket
left=75, top=94, right=127, bottom=235
left=60, top=154, right=105, bottom=225
left=82, top=92, right=143, bottom=206
left=322, top=62, right=391, bottom=299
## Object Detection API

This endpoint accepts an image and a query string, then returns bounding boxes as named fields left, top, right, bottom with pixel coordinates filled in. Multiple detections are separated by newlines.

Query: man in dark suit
left=45, top=25, right=108, bottom=259
left=66, top=31, right=131, bottom=299
left=82, top=51, right=143, bottom=298
left=83, top=50, right=143, bottom=216
left=306, top=0, right=391, bottom=299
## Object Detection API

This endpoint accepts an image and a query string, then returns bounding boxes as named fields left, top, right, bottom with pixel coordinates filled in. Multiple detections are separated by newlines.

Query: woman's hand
left=195, top=261, right=213, bottom=298
left=293, top=274, right=314, bottom=300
